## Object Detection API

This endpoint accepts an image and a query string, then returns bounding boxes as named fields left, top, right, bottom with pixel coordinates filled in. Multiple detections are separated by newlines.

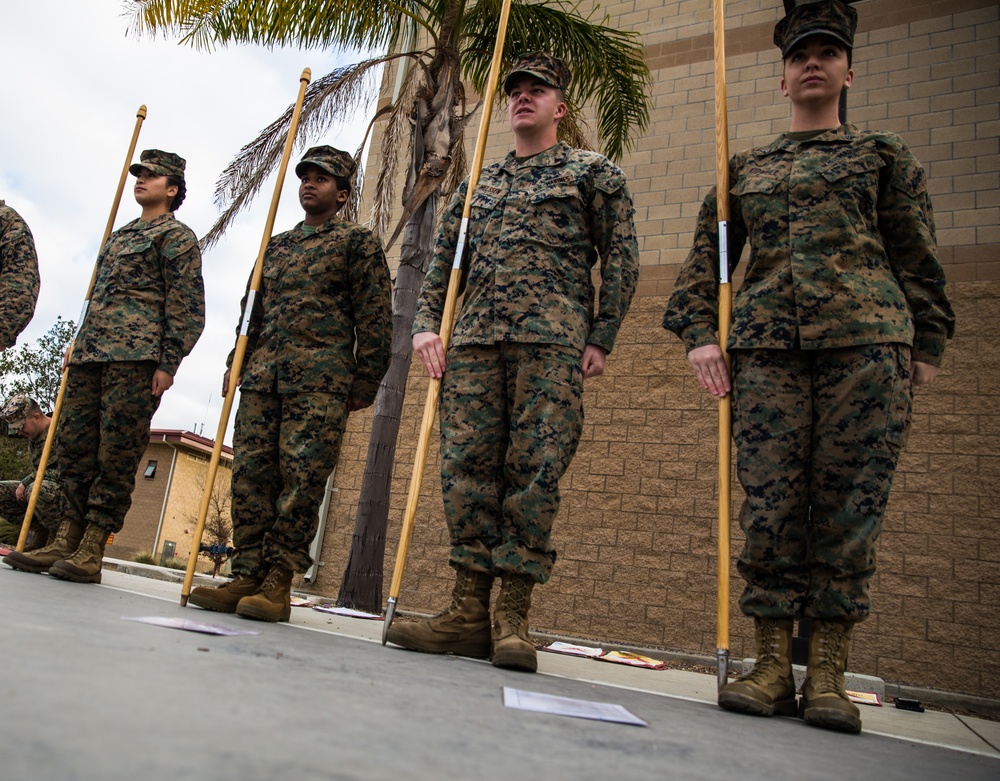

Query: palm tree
left=129, top=0, right=651, bottom=612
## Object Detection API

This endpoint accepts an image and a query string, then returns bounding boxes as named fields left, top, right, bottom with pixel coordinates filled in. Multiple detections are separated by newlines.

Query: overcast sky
left=0, top=1, right=380, bottom=444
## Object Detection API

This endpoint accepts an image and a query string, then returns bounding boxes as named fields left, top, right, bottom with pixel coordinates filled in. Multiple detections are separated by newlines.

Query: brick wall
left=314, top=0, right=999, bottom=698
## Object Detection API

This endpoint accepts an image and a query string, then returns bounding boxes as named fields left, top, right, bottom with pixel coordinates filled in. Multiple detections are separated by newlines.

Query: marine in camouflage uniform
left=5, top=150, right=205, bottom=583
left=663, top=1, right=955, bottom=733
left=387, top=52, right=639, bottom=672
left=189, top=146, right=392, bottom=623
left=0, top=201, right=40, bottom=350
left=0, top=394, right=73, bottom=549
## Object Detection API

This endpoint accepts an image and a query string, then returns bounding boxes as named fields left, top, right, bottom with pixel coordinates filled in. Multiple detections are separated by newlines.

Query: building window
left=144, top=460, right=157, bottom=479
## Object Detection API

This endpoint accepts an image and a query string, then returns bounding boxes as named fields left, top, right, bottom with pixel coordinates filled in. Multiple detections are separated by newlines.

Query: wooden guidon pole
left=712, top=0, right=734, bottom=694
left=179, top=69, right=312, bottom=605
left=14, top=105, right=148, bottom=553
left=382, top=0, right=515, bottom=644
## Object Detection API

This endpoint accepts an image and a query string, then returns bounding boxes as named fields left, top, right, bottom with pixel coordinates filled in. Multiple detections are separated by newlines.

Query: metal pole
left=179, top=69, right=312, bottom=604
left=13, top=105, right=147, bottom=553
left=712, top=0, right=733, bottom=694
left=382, top=0, right=514, bottom=643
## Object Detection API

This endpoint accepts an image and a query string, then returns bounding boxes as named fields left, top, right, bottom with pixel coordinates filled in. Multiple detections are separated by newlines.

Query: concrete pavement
left=1, top=564, right=998, bottom=781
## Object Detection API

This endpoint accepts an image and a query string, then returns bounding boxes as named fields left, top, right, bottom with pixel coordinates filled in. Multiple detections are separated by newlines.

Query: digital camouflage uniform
left=0, top=396, right=71, bottom=537
left=54, top=151, right=205, bottom=534
left=229, top=211, right=392, bottom=576
left=413, top=140, right=639, bottom=583
left=663, top=124, right=955, bottom=620
left=0, top=201, right=40, bottom=350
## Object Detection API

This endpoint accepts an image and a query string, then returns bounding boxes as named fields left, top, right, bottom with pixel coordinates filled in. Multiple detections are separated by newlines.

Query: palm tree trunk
left=336, top=192, right=437, bottom=610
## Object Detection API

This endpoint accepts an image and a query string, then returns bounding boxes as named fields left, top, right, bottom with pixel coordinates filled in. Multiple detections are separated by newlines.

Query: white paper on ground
left=502, top=686, right=648, bottom=727
left=122, top=616, right=260, bottom=636
left=312, top=605, right=384, bottom=620
left=541, top=641, right=605, bottom=658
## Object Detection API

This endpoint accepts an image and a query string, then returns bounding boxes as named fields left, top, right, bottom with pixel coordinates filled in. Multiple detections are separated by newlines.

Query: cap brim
left=782, top=30, right=853, bottom=57
left=129, top=163, right=172, bottom=177
left=503, top=69, right=558, bottom=94
left=295, top=160, right=340, bottom=178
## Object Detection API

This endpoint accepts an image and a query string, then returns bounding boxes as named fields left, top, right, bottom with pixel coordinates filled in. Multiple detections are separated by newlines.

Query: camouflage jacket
left=0, top=201, right=40, bottom=350
left=413, top=141, right=639, bottom=354
left=231, top=218, right=392, bottom=403
left=72, top=213, right=205, bottom=375
left=663, top=124, right=955, bottom=365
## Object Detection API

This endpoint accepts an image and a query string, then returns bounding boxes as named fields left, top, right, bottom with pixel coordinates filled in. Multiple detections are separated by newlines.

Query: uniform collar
left=291, top=215, right=344, bottom=240
left=757, top=122, right=859, bottom=157
left=126, top=212, right=174, bottom=231
left=501, top=140, right=570, bottom=174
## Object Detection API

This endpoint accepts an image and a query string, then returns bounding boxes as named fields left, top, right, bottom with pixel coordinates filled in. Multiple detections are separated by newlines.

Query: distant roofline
left=150, top=429, right=234, bottom=459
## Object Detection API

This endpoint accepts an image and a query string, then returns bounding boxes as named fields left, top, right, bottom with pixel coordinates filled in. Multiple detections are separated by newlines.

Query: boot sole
left=719, top=691, right=797, bottom=717
left=48, top=563, right=102, bottom=584
left=188, top=595, right=239, bottom=614
left=384, top=630, right=491, bottom=660
left=235, top=603, right=291, bottom=623
left=2, top=552, right=54, bottom=573
left=800, top=701, right=862, bottom=734
left=491, top=649, right=537, bottom=673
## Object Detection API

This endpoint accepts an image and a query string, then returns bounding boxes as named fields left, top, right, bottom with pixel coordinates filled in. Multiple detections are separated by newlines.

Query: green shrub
left=132, top=551, right=157, bottom=565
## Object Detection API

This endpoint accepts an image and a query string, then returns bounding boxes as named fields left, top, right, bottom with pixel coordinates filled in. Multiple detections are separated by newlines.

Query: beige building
left=306, top=0, right=998, bottom=701
left=110, top=429, right=233, bottom=568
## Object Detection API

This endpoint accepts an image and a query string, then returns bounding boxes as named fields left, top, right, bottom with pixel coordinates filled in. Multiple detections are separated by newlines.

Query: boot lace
left=502, top=577, right=532, bottom=632
left=743, top=620, right=788, bottom=683
left=812, top=626, right=849, bottom=694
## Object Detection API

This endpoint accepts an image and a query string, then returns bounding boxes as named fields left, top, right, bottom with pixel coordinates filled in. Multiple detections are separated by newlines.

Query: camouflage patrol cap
left=294, top=146, right=357, bottom=179
left=129, top=149, right=187, bottom=179
left=774, top=0, right=857, bottom=58
left=503, top=51, right=572, bottom=95
left=1, top=394, right=34, bottom=435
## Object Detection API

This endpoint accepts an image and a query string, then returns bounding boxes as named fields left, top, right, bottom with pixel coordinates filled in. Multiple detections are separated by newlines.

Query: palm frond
left=370, top=55, right=429, bottom=239
left=201, top=57, right=386, bottom=248
left=461, top=0, right=651, bottom=161
left=128, top=0, right=428, bottom=52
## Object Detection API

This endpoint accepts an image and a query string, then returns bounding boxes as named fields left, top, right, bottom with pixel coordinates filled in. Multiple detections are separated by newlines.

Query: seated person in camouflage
left=662, top=1, right=954, bottom=734
left=386, top=53, right=639, bottom=673
left=4, top=150, right=205, bottom=583
left=0, top=200, right=40, bottom=351
left=189, top=146, right=392, bottom=623
left=0, top=395, right=73, bottom=551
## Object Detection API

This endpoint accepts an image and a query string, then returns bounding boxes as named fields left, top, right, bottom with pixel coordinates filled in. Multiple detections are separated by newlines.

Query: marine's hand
left=15, top=482, right=26, bottom=502
left=222, top=369, right=232, bottom=398
left=912, top=361, right=940, bottom=387
left=688, top=344, right=731, bottom=398
left=151, top=370, right=174, bottom=397
left=413, top=331, right=446, bottom=378
left=582, top=344, right=607, bottom=379
left=62, top=347, right=71, bottom=371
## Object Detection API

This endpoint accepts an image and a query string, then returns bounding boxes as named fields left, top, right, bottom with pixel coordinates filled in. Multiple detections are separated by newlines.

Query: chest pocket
left=820, top=149, right=884, bottom=229
left=108, top=239, right=157, bottom=291
left=525, top=181, right=583, bottom=247
left=731, top=169, right=786, bottom=236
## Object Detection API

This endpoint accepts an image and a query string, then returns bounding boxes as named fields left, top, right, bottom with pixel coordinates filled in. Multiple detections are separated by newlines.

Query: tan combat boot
left=385, top=568, right=493, bottom=658
left=492, top=573, right=537, bottom=672
left=718, top=618, right=797, bottom=717
left=800, top=619, right=862, bottom=734
left=3, top=519, right=84, bottom=574
left=189, top=574, right=263, bottom=613
left=49, top=524, right=108, bottom=583
left=235, top=565, right=293, bottom=622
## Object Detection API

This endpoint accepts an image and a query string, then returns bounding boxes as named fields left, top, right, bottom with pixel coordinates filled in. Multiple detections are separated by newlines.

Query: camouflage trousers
left=230, top=390, right=347, bottom=576
left=0, top=478, right=72, bottom=534
left=440, top=343, right=584, bottom=584
left=731, top=344, right=913, bottom=621
left=53, top=361, right=160, bottom=533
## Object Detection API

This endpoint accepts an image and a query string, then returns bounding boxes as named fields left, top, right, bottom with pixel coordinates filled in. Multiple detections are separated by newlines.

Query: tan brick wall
left=318, top=0, right=1000, bottom=698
